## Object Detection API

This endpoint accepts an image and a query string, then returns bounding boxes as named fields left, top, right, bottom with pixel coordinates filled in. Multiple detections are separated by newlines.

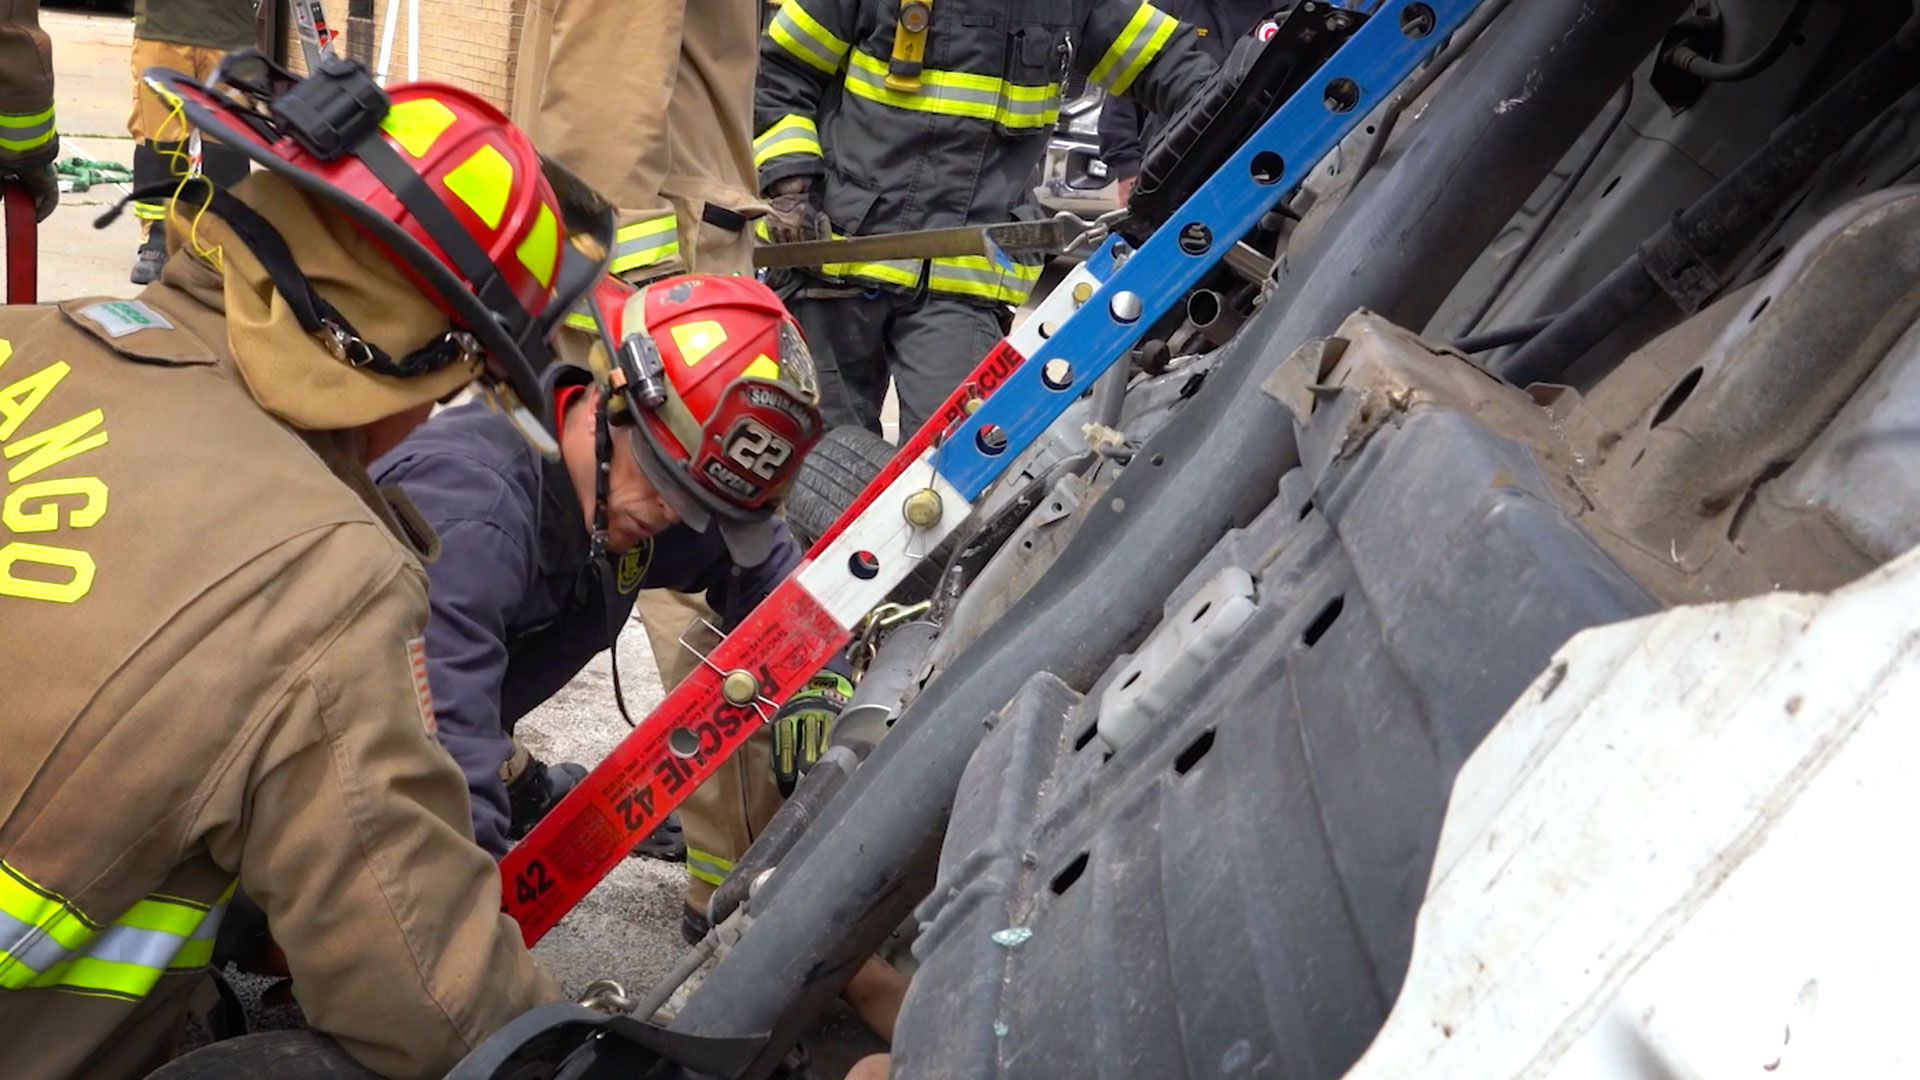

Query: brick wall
left=283, top=0, right=536, bottom=109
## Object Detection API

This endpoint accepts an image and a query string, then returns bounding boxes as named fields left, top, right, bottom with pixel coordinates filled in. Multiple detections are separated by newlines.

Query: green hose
left=56, top=156, right=134, bottom=193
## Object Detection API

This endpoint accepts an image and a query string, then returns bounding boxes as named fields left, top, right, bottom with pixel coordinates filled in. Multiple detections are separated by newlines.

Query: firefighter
left=1099, top=0, right=1277, bottom=203
left=1, top=0, right=59, bottom=223
left=754, top=0, right=1219, bottom=440
left=0, top=52, right=614, bottom=1080
left=522, top=0, right=792, bottom=925
left=126, top=0, right=257, bottom=284
left=372, top=275, right=854, bottom=943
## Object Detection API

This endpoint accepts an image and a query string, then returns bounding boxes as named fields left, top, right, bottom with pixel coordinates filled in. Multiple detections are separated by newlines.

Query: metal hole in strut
left=1323, top=77, right=1361, bottom=113
left=1250, top=151, right=1286, bottom=184
left=977, top=424, right=1009, bottom=455
left=849, top=550, right=880, bottom=579
left=1399, top=3, right=1436, bottom=37
left=1108, top=290, right=1143, bottom=324
left=1041, top=358, right=1074, bottom=389
left=668, top=727, right=700, bottom=757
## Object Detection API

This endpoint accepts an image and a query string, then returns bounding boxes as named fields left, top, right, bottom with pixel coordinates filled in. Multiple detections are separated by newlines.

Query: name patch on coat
left=77, top=300, right=174, bottom=339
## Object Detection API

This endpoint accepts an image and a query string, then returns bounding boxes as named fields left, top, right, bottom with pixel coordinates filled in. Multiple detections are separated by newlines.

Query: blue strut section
left=937, top=0, right=1482, bottom=499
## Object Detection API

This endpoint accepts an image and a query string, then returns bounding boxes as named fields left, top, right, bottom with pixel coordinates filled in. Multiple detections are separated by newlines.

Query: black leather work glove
left=769, top=670, right=853, bottom=796
left=2, top=160, right=60, bottom=222
left=762, top=176, right=832, bottom=245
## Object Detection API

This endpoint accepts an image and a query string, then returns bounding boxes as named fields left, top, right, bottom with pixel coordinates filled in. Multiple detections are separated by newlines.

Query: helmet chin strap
left=592, top=391, right=640, bottom=729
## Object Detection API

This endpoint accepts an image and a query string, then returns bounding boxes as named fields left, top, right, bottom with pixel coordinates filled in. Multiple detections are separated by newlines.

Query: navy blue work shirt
left=372, top=402, right=799, bottom=857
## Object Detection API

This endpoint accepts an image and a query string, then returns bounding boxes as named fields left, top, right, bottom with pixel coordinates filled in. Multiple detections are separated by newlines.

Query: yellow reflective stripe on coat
left=813, top=255, right=1037, bottom=304
left=609, top=214, right=681, bottom=276
left=0, top=105, right=55, bottom=154
left=0, top=862, right=233, bottom=1000
left=928, top=254, right=1041, bottom=304
left=844, top=51, right=1059, bottom=130
left=686, top=848, right=735, bottom=887
left=131, top=201, right=169, bottom=222
left=769, top=0, right=850, bottom=75
left=1090, top=2, right=1180, bottom=96
left=754, top=114, right=823, bottom=168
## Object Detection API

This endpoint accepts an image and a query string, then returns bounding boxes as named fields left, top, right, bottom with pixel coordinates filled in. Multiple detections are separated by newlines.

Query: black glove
left=761, top=177, right=832, bottom=245
left=2, top=159, right=59, bottom=223
left=770, top=671, right=853, bottom=796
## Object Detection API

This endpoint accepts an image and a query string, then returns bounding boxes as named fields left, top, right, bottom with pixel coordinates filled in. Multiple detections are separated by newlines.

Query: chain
left=846, top=600, right=933, bottom=682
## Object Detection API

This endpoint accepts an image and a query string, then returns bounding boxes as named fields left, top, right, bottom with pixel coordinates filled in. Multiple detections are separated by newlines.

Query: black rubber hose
left=667, top=4, right=1687, bottom=1076
left=1496, top=30, right=1920, bottom=388
left=1666, top=0, right=1814, bottom=82
left=1452, top=314, right=1557, bottom=354
left=1459, top=84, right=1633, bottom=336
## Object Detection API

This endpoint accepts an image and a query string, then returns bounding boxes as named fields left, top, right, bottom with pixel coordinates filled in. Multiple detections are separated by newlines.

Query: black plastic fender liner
left=894, top=408, right=1657, bottom=1079
left=670, top=297, right=1303, bottom=1077
left=668, top=0, right=1687, bottom=1070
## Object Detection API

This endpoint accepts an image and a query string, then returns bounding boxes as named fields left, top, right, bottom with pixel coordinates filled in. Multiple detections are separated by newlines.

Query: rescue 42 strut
left=502, top=0, right=1483, bottom=944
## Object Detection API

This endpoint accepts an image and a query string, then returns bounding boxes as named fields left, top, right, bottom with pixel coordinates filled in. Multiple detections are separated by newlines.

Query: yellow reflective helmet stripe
left=743, top=354, right=782, bottom=382
left=516, top=204, right=559, bottom=289
left=442, top=143, right=515, bottom=230
left=753, top=114, right=823, bottom=168
left=844, top=51, right=1059, bottom=129
left=610, top=214, right=682, bottom=276
left=1, top=863, right=232, bottom=1000
left=1091, top=2, right=1179, bottom=96
left=769, top=0, right=850, bottom=75
left=686, top=848, right=734, bottom=887
left=379, top=97, right=458, bottom=159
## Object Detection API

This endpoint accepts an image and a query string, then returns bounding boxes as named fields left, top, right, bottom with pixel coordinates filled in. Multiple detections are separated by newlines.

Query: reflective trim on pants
left=1090, top=2, right=1180, bottom=97
left=0, top=862, right=234, bottom=1001
left=610, top=213, right=682, bottom=276
left=685, top=848, right=734, bottom=888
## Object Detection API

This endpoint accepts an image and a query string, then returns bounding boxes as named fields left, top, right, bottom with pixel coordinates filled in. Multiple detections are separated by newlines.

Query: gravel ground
left=516, top=616, right=697, bottom=1001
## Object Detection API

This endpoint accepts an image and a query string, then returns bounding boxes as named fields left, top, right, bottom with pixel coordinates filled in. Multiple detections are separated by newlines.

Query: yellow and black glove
left=770, top=671, right=854, bottom=796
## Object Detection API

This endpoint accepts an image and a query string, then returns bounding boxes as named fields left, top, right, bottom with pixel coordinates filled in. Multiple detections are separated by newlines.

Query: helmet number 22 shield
left=726, top=418, right=794, bottom=480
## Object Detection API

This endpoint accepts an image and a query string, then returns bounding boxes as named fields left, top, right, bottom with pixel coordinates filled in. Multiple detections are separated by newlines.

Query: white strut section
left=1345, top=547, right=1920, bottom=1079
left=790, top=254, right=1106, bottom=630
left=793, top=455, right=971, bottom=629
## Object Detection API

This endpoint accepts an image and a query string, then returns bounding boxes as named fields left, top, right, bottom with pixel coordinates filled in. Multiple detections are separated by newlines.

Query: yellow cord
left=148, top=88, right=225, bottom=273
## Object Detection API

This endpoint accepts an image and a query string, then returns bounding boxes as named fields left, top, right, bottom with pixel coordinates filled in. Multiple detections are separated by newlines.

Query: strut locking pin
left=720, top=669, right=759, bottom=705
left=903, top=488, right=943, bottom=529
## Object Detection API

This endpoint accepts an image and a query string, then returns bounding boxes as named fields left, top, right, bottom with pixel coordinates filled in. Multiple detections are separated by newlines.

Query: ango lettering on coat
left=0, top=340, right=110, bottom=604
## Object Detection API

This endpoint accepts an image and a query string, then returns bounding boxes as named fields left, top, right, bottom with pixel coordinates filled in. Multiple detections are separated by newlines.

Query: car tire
left=785, top=425, right=947, bottom=604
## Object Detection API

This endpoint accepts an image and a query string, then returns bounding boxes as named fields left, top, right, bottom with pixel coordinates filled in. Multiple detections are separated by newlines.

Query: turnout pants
left=526, top=0, right=774, bottom=912
left=520, top=0, right=765, bottom=279
left=127, top=39, right=248, bottom=245
left=783, top=284, right=1009, bottom=441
